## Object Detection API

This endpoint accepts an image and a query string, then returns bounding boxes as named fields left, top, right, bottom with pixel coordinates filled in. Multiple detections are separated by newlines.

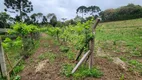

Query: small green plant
left=73, top=66, right=103, bottom=78
left=14, top=61, right=25, bottom=74
left=60, top=46, right=70, bottom=53
left=66, top=51, right=75, bottom=60
left=131, top=50, right=141, bottom=57
left=61, top=64, right=103, bottom=79
left=119, top=74, right=124, bottom=80
left=129, top=60, right=141, bottom=66
left=128, top=60, right=142, bottom=74
left=120, top=57, right=127, bottom=62
left=61, top=64, right=73, bottom=77
left=14, top=75, right=21, bottom=80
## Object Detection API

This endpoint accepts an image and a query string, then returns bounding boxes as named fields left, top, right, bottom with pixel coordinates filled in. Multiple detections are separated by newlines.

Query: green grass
left=59, top=46, right=70, bottom=53
left=9, top=60, right=25, bottom=80
left=95, top=18, right=142, bottom=57
left=120, top=57, right=142, bottom=75
left=65, top=51, right=75, bottom=60
left=119, top=74, right=125, bottom=80
left=61, top=64, right=103, bottom=79
left=128, top=60, right=142, bottom=75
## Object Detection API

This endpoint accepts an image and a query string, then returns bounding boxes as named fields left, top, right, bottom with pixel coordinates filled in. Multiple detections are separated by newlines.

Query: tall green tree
left=36, top=13, right=43, bottom=23
left=76, top=6, right=87, bottom=18
left=30, top=13, right=37, bottom=23
left=87, top=6, right=101, bottom=16
left=50, top=15, right=57, bottom=27
left=42, top=16, right=48, bottom=24
left=4, top=0, right=33, bottom=21
left=30, top=13, right=43, bottom=24
left=47, top=13, right=57, bottom=26
left=47, top=13, right=56, bottom=21
left=0, top=12, right=10, bottom=28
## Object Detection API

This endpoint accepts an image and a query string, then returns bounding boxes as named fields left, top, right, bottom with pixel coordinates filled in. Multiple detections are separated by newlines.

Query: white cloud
left=0, top=0, right=142, bottom=20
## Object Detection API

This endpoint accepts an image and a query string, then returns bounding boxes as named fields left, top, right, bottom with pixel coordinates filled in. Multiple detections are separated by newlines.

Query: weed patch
left=61, top=64, right=103, bottom=79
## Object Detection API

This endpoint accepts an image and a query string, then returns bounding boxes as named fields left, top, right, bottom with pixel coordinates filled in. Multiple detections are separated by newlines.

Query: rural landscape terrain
left=0, top=0, right=142, bottom=80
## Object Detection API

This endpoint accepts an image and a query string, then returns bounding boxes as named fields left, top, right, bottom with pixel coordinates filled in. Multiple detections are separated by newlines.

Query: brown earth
left=20, top=33, right=142, bottom=80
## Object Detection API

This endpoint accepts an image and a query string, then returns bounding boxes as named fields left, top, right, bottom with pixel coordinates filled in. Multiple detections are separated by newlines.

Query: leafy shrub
left=4, top=22, right=39, bottom=58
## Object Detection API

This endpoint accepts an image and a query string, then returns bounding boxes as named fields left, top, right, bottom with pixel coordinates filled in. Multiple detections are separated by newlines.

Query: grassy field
left=96, top=18, right=142, bottom=57
left=95, top=18, right=142, bottom=75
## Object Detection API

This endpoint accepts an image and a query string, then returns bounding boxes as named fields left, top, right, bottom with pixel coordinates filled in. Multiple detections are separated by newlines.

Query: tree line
left=1, top=0, right=142, bottom=28
left=99, top=4, right=142, bottom=22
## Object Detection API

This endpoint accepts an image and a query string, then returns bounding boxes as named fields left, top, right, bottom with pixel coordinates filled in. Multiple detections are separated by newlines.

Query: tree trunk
left=19, top=1, right=22, bottom=22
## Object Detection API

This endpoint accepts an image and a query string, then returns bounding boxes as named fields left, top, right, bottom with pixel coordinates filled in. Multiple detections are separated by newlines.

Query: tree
left=0, top=12, right=10, bottom=28
left=36, top=13, right=43, bottom=23
left=56, top=21, right=63, bottom=27
left=100, top=3, right=142, bottom=22
left=76, top=5, right=101, bottom=18
left=61, top=18, right=67, bottom=22
left=47, top=13, right=57, bottom=26
left=4, top=0, right=33, bottom=21
left=42, top=16, right=48, bottom=24
left=30, top=13, right=37, bottom=24
left=50, top=15, right=57, bottom=27
left=0, top=12, right=10, bottom=23
left=64, top=19, right=76, bottom=26
left=30, top=13, right=43, bottom=24
left=47, top=13, right=56, bottom=21
left=76, top=6, right=87, bottom=18
left=87, top=6, right=101, bottom=16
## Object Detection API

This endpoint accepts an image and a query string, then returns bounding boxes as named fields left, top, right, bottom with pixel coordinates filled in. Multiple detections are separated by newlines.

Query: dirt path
left=20, top=33, right=69, bottom=80
left=20, top=33, right=142, bottom=80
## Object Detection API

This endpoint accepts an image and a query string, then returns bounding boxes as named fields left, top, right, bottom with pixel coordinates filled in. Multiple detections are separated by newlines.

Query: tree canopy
left=76, top=5, right=101, bottom=18
left=100, top=4, right=142, bottom=22
left=4, top=0, right=33, bottom=21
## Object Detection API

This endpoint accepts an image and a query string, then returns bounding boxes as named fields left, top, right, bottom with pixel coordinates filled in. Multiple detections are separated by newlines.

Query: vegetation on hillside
left=0, top=0, right=142, bottom=80
left=100, top=4, right=142, bottom=22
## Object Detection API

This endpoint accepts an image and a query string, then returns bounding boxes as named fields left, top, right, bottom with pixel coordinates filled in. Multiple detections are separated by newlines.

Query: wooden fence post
left=0, top=38, right=8, bottom=77
left=89, top=19, right=100, bottom=69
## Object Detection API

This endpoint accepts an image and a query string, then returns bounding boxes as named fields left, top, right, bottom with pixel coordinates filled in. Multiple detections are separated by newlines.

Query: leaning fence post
left=0, top=38, right=8, bottom=77
left=72, top=50, right=90, bottom=74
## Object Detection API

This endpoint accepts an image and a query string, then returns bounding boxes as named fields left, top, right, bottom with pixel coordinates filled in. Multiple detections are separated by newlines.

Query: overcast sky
left=0, top=0, right=142, bottom=20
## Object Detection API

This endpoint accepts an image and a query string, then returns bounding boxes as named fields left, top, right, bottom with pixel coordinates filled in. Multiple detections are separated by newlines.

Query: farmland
left=2, top=18, right=141, bottom=80
left=1, top=0, right=142, bottom=80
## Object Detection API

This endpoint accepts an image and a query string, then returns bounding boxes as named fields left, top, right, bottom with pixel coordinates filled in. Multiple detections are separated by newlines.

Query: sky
left=0, top=0, right=142, bottom=20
